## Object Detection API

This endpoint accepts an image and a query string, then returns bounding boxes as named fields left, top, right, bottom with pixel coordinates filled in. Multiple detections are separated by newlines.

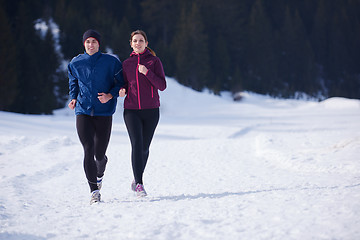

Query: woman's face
left=84, top=37, right=99, bottom=55
left=131, top=34, right=148, bottom=54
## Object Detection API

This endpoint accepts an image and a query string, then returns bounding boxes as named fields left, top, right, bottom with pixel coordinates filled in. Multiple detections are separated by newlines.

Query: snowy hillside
left=1, top=78, right=360, bottom=240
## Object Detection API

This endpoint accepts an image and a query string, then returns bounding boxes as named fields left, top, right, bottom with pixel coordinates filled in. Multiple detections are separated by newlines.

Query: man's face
left=84, top=37, right=99, bottom=55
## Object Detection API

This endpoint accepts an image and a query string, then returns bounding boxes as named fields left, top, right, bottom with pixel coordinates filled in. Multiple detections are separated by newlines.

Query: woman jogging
left=119, top=30, right=166, bottom=197
left=68, top=29, right=124, bottom=204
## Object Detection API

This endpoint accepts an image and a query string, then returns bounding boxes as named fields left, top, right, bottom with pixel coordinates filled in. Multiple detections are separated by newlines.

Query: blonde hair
left=130, top=30, right=156, bottom=56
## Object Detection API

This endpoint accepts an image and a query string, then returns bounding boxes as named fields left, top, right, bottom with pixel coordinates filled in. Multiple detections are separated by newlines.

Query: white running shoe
left=97, top=177, right=103, bottom=190
left=135, top=184, right=147, bottom=197
left=90, top=190, right=101, bottom=205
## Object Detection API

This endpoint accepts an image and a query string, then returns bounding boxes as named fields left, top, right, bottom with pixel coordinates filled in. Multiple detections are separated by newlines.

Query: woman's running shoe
left=135, top=184, right=147, bottom=197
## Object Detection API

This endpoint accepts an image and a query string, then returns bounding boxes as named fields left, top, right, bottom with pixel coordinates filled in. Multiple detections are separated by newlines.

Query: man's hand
left=68, top=99, right=76, bottom=110
left=97, top=93, right=113, bottom=103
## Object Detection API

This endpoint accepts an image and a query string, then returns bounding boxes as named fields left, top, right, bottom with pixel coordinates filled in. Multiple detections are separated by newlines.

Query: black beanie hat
left=82, top=29, right=101, bottom=45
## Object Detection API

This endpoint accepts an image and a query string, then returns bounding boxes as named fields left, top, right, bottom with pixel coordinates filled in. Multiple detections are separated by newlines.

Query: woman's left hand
left=98, top=93, right=113, bottom=103
left=138, top=64, right=148, bottom=75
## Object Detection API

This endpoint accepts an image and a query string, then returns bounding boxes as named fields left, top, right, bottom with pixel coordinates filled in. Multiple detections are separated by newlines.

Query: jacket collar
left=83, top=51, right=101, bottom=62
left=130, top=49, right=149, bottom=57
left=84, top=50, right=101, bottom=58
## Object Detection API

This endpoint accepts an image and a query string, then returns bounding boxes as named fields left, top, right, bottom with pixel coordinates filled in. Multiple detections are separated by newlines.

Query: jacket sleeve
left=145, top=58, right=166, bottom=91
left=109, top=60, right=124, bottom=98
left=68, top=63, right=79, bottom=100
left=122, top=68, right=129, bottom=91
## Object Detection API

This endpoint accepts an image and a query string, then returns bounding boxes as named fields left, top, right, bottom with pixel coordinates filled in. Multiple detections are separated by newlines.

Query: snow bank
left=320, top=97, right=360, bottom=109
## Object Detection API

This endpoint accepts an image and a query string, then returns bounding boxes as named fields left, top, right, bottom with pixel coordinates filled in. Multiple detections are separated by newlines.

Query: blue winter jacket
left=68, top=51, right=124, bottom=116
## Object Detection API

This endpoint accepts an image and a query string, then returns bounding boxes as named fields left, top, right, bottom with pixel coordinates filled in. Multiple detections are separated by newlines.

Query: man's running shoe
left=135, top=183, right=147, bottom=197
left=90, top=190, right=101, bottom=205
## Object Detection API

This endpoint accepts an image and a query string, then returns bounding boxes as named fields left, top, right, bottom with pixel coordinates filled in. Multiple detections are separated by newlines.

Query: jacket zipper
left=136, top=54, right=141, bottom=109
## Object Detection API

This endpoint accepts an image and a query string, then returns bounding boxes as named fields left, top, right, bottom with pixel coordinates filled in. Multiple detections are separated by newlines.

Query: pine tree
left=200, top=0, right=248, bottom=94
left=39, top=29, right=58, bottom=113
left=109, top=18, right=131, bottom=61
left=327, top=3, right=356, bottom=98
left=246, top=0, right=276, bottom=94
left=211, top=35, right=230, bottom=93
left=123, top=0, right=142, bottom=30
left=278, top=7, right=317, bottom=97
left=311, top=0, right=330, bottom=77
left=11, top=1, right=57, bottom=114
left=141, top=0, right=180, bottom=76
left=231, top=66, right=243, bottom=99
left=11, top=1, right=40, bottom=113
left=55, top=1, right=87, bottom=59
left=172, top=1, right=210, bottom=91
left=141, top=0, right=179, bottom=46
left=0, top=5, right=18, bottom=111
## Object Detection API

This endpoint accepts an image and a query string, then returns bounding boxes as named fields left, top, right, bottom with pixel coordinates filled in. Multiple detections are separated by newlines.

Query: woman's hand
left=98, top=93, right=113, bottom=103
left=119, top=88, right=126, bottom=97
left=68, top=99, right=76, bottom=110
left=138, top=64, right=148, bottom=75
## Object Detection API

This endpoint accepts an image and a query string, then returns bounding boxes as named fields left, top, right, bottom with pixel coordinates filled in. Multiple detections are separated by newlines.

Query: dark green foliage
left=1, top=0, right=359, bottom=114
left=246, top=0, right=277, bottom=94
left=0, top=4, right=17, bottom=111
left=172, top=1, right=209, bottom=91
left=8, top=1, right=59, bottom=114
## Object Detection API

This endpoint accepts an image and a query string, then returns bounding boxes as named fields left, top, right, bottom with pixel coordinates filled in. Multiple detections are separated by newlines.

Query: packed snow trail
left=1, top=78, right=360, bottom=240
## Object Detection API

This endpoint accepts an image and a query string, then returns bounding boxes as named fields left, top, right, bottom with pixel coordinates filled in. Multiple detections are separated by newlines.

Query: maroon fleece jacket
left=122, top=49, right=166, bottom=109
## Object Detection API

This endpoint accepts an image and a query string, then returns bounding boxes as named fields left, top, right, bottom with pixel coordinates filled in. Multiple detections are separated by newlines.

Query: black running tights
left=76, top=115, right=112, bottom=192
left=123, top=108, right=159, bottom=185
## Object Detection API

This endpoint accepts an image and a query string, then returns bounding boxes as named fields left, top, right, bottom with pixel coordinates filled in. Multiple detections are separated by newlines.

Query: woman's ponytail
left=146, top=46, right=156, bottom=56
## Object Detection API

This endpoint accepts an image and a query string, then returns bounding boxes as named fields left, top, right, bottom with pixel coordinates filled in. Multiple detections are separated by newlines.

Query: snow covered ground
left=1, top=78, right=360, bottom=240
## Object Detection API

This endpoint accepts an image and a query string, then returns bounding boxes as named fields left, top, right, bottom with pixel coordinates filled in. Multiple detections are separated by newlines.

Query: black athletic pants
left=76, top=114, right=112, bottom=192
left=123, top=108, right=159, bottom=185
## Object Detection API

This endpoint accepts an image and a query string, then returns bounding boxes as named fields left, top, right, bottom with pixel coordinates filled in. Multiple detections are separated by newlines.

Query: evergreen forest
left=1, top=0, right=360, bottom=114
